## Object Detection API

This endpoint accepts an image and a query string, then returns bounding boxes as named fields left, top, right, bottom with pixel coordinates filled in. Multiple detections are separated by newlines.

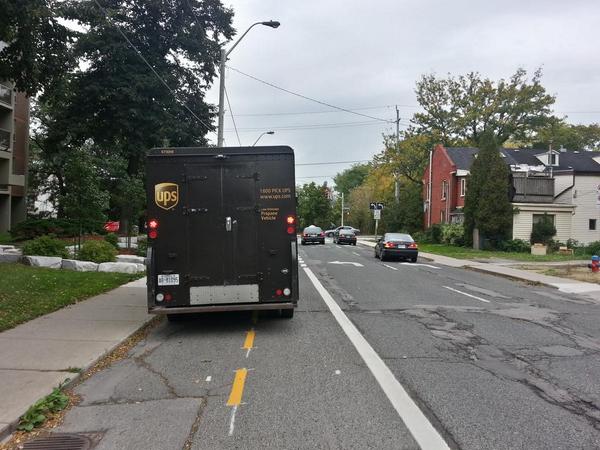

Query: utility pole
left=395, top=105, right=400, bottom=203
left=341, top=192, right=344, bottom=227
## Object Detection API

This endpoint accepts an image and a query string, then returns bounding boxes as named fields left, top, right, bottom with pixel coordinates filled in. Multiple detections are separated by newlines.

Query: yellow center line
left=243, top=329, right=255, bottom=350
left=227, top=368, right=248, bottom=406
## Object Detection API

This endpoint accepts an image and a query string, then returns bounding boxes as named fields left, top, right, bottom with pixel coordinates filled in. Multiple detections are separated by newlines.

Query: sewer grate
left=22, top=433, right=92, bottom=450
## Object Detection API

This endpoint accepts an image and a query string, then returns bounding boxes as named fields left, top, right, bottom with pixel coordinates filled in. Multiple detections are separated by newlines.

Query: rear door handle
left=225, top=216, right=232, bottom=232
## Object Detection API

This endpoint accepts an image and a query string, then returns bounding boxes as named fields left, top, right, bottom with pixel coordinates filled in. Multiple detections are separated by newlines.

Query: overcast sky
left=204, top=0, right=600, bottom=187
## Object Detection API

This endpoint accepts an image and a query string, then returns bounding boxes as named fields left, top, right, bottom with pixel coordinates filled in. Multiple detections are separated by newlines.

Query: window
left=460, top=178, right=466, bottom=197
left=533, top=214, right=555, bottom=225
left=590, top=219, right=597, bottom=231
left=441, top=180, right=447, bottom=200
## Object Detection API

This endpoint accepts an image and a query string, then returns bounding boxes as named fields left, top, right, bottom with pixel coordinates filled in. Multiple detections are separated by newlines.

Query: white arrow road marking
left=444, top=286, right=490, bottom=303
left=400, top=262, right=440, bottom=269
left=383, top=264, right=398, bottom=271
left=304, top=266, right=450, bottom=450
left=328, top=261, right=364, bottom=267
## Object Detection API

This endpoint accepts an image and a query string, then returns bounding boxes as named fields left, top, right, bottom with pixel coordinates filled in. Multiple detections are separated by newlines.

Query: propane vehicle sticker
left=154, top=182, right=179, bottom=210
left=157, top=274, right=180, bottom=286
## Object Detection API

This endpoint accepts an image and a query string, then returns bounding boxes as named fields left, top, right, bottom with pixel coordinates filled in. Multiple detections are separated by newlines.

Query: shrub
left=0, top=232, right=12, bottom=245
left=137, top=237, right=147, bottom=257
left=546, top=239, right=563, bottom=253
left=566, top=238, right=580, bottom=250
left=530, top=215, right=556, bottom=244
left=22, top=235, right=69, bottom=258
left=498, top=239, right=530, bottom=253
left=411, top=231, right=426, bottom=243
left=11, top=218, right=104, bottom=241
left=422, top=223, right=443, bottom=244
left=78, top=240, right=117, bottom=263
left=104, top=233, right=119, bottom=249
left=440, top=223, right=464, bottom=246
left=587, top=241, right=600, bottom=256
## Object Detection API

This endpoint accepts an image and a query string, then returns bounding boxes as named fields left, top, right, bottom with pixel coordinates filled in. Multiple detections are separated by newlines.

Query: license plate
left=398, top=244, right=406, bottom=248
left=158, top=274, right=180, bottom=286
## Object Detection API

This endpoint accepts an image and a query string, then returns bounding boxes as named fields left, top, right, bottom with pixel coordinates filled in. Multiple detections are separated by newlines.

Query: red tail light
left=148, top=218, right=159, bottom=239
left=384, top=242, right=394, bottom=248
left=286, top=215, right=296, bottom=235
left=409, top=242, right=418, bottom=249
left=319, top=232, right=325, bottom=237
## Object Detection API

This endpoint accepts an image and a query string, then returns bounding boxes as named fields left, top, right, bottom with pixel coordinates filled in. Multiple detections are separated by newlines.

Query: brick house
left=422, top=145, right=600, bottom=244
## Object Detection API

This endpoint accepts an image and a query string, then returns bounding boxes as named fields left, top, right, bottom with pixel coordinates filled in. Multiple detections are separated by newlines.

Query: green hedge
left=79, top=240, right=117, bottom=263
left=22, top=235, right=69, bottom=258
left=11, top=218, right=105, bottom=241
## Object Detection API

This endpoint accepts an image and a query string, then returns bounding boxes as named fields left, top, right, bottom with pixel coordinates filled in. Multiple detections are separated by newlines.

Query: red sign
left=103, top=221, right=120, bottom=232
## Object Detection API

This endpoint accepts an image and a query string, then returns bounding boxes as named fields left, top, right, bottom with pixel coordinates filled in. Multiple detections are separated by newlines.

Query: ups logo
left=155, top=183, right=179, bottom=210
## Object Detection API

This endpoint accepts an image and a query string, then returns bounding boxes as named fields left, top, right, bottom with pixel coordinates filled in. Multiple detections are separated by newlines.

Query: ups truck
left=146, top=146, right=299, bottom=320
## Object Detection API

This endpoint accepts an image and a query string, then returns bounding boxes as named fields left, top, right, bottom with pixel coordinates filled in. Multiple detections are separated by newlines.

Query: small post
left=341, top=192, right=344, bottom=227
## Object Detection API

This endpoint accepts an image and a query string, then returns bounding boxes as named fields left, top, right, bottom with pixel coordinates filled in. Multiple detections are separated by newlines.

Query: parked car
left=334, top=229, right=357, bottom=245
left=325, top=225, right=360, bottom=237
left=301, top=225, right=325, bottom=245
left=374, top=233, right=418, bottom=262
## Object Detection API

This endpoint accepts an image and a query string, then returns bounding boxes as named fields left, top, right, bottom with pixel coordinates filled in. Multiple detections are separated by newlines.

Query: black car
left=334, top=229, right=357, bottom=245
left=374, top=233, right=418, bottom=262
left=325, top=225, right=360, bottom=237
left=301, top=225, right=325, bottom=245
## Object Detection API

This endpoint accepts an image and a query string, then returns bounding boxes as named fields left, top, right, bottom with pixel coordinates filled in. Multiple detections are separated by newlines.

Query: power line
left=224, top=119, right=409, bottom=133
left=235, top=104, right=420, bottom=117
left=296, top=159, right=371, bottom=166
left=224, top=87, right=241, bottom=146
left=91, top=0, right=213, bottom=130
left=226, top=65, right=394, bottom=123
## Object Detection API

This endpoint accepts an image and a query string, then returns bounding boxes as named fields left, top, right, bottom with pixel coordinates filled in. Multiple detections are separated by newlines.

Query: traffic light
left=369, top=202, right=376, bottom=210
left=377, top=202, right=384, bottom=210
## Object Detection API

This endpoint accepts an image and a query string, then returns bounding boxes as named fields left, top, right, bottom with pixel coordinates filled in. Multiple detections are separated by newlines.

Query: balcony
left=0, top=83, right=12, bottom=108
left=511, top=174, right=554, bottom=203
left=0, top=128, right=10, bottom=152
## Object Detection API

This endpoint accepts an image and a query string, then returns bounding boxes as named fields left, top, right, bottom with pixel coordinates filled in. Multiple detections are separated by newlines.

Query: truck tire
left=280, top=308, right=294, bottom=319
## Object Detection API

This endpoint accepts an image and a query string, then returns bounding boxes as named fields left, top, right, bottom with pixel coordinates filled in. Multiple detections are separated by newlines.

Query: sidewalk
left=357, top=238, right=600, bottom=301
left=0, top=277, right=152, bottom=440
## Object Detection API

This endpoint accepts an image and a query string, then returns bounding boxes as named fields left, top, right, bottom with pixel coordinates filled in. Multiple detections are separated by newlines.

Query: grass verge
left=418, top=243, right=590, bottom=262
left=0, top=264, right=143, bottom=332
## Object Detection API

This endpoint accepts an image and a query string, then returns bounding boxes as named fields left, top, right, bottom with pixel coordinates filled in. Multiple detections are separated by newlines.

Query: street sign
left=377, top=202, right=384, bottom=210
left=373, top=209, right=381, bottom=220
left=369, top=202, right=376, bottom=210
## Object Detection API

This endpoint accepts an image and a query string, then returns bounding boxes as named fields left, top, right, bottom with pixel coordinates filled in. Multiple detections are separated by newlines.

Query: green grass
left=418, top=243, right=590, bottom=262
left=0, top=264, right=142, bottom=332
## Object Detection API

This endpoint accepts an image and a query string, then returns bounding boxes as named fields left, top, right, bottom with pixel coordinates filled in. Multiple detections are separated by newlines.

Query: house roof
left=444, top=147, right=600, bottom=173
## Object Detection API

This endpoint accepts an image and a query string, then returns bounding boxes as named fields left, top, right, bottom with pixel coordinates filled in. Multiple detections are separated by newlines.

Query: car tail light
left=148, top=218, right=159, bottom=239
left=319, top=232, right=325, bottom=237
left=275, top=289, right=283, bottom=297
left=409, top=242, right=418, bottom=249
left=384, top=242, right=394, bottom=248
left=303, top=233, right=308, bottom=237
left=285, top=215, right=296, bottom=235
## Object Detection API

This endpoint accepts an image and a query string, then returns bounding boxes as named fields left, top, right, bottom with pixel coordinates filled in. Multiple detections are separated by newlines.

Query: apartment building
left=0, top=81, right=29, bottom=232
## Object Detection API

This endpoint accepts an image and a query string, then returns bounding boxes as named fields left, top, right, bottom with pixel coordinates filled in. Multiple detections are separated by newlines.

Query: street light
left=252, top=131, right=274, bottom=146
left=217, top=21, right=280, bottom=147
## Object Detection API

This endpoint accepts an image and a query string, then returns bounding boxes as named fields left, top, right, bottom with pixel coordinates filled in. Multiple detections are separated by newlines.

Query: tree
left=374, top=133, right=433, bottom=185
left=463, top=133, right=513, bottom=245
left=297, top=182, right=332, bottom=229
left=0, top=0, right=76, bottom=95
left=531, top=119, right=600, bottom=151
left=333, top=164, right=370, bottom=195
left=412, top=68, right=555, bottom=146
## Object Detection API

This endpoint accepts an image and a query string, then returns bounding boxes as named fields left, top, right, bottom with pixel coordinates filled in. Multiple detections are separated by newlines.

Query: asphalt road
left=54, top=239, right=600, bottom=449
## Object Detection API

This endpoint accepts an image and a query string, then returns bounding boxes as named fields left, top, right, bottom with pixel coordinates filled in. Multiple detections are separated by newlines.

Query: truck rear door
left=185, top=159, right=259, bottom=297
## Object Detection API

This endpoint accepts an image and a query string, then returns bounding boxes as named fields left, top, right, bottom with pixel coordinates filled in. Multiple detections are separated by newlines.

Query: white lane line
left=303, top=266, right=450, bottom=450
left=205, top=375, right=212, bottom=382
left=228, top=404, right=238, bottom=436
left=400, top=262, right=440, bottom=269
left=382, top=264, right=398, bottom=271
left=443, top=286, right=490, bottom=303
left=301, top=264, right=308, bottom=268
left=352, top=251, right=360, bottom=256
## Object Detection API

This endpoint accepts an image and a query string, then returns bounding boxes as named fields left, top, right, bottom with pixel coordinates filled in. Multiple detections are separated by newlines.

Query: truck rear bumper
left=149, top=301, right=296, bottom=315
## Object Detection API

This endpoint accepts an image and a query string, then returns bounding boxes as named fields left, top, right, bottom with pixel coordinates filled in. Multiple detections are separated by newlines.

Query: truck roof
left=148, top=145, right=293, bottom=157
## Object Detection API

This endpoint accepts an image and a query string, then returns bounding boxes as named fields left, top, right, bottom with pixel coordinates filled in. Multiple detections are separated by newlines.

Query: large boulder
left=97, top=262, right=146, bottom=274
left=116, top=254, right=146, bottom=265
left=22, top=256, right=63, bottom=269
left=62, top=259, right=99, bottom=272
left=3, top=248, right=22, bottom=255
left=0, top=245, right=16, bottom=252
